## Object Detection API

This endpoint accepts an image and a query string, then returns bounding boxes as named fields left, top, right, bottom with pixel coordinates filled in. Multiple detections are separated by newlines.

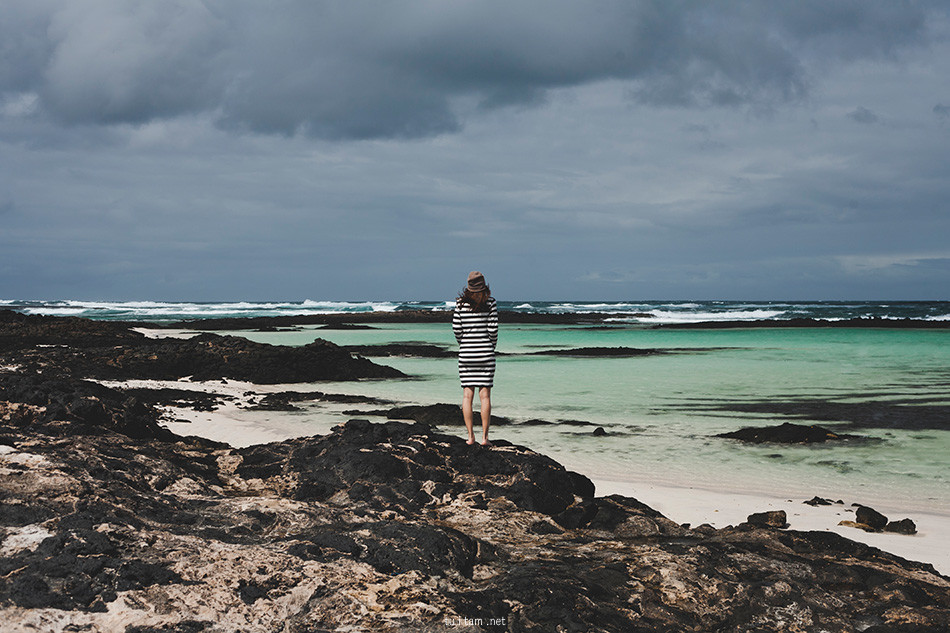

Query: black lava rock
left=716, top=422, right=862, bottom=444
left=1, top=312, right=404, bottom=383
left=746, top=510, right=789, bottom=529
left=884, top=518, right=918, bottom=535
left=855, top=505, right=889, bottom=530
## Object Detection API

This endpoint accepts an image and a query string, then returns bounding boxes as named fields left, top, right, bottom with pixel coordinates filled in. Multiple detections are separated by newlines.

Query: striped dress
left=453, top=297, right=498, bottom=387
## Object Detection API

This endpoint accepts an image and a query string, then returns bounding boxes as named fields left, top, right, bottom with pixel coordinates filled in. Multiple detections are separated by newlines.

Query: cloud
left=2, top=2, right=950, bottom=302
left=0, top=1, right=942, bottom=140
left=836, top=252, right=950, bottom=275
left=935, top=103, right=950, bottom=120
left=0, top=92, right=38, bottom=117
left=847, top=106, right=879, bottom=124
left=41, top=2, right=228, bottom=125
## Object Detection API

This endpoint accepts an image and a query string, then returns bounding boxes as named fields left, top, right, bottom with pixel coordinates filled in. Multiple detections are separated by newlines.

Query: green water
left=227, top=324, right=950, bottom=514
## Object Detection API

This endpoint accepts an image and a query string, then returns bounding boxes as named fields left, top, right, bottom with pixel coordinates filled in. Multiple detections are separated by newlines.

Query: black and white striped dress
left=453, top=297, right=498, bottom=388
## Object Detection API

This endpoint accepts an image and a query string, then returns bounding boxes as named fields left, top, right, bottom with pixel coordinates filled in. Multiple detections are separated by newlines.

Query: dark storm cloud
left=0, top=0, right=942, bottom=140
left=3, top=1, right=950, bottom=301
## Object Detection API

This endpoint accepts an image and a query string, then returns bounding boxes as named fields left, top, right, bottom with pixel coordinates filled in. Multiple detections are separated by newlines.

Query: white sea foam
left=640, top=309, right=786, bottom=323
left=15, top=299, right=411, bottom=319
left=22, top=307, right=88, bottom=316
left=301, top=300, right=399, bottom=312
left=548, top=302, right=648, bottom=313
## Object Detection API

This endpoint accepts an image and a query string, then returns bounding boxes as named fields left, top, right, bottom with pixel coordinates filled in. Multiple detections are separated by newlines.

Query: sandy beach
left=125, top=377, right=950, bottom=577
left=594, top=479, right=950, bottom=576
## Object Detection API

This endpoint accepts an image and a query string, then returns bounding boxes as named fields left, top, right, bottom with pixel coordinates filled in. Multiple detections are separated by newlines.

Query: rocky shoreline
left=0, top=310, right=402, bottom=384
left=2, top=312, right=950, bottom=631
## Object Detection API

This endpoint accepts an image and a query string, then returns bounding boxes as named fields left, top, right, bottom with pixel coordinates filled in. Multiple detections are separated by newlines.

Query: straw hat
left=466, top=271, right=487, bottom=292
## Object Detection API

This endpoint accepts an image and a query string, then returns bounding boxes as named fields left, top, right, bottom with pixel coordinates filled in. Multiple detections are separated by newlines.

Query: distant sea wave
left=2, top=299, right=949, bottom=324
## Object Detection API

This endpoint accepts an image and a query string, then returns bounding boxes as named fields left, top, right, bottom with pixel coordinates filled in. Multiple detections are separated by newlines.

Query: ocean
left=5, top=299, right=950, bottom=515
left=4, top=298, right=950, bottom=323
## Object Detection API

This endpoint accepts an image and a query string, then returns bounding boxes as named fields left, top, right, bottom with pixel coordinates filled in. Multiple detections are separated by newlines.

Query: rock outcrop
left=0, top=310, right=145, bottom=352
left=745, top=510, right=789, bottom=529
left=1, top=311, right=404, bottom=383
left=2, top=389, right=948, bottom=631
left=0, top=372, right=179, bottom=441
left=362, top=403, right=514, bottom=428
left=840, top=505, right=919, bottom=536
left=716, top=421, right=864, bottom=444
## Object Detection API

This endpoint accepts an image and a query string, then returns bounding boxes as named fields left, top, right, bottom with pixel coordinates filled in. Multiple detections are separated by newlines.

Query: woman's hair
left=458, top=285, right=492, bottom=312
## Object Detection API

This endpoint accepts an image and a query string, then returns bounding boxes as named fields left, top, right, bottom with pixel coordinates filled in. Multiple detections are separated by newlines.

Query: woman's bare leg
left=462, top=387, right=476, bottom=444
left=479, top=386, right=492, bottom=445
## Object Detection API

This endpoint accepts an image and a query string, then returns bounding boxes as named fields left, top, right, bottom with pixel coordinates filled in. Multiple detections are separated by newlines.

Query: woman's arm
left=452, top=301, right=464, bottom=343
left=488, top=299, right=498, bottom=348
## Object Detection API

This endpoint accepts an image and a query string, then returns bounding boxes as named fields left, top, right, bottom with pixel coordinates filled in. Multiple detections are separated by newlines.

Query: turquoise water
left=227, top=323, right=950, bottom=515
left=7, top=298, right=947, bottom=513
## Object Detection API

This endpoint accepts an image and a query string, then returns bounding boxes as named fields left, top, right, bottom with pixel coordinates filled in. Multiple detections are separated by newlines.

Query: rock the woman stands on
left=453, top=271, right=498, bottom=446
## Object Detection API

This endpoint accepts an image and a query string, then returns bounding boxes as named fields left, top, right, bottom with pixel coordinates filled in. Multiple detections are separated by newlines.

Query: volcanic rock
left=746, top=510, right=789, bottom=529
left=526, top=346, right=667, bottom=357
left=120, top=386, right=229, bottom=412
left=885, top=518, right=918, bottom=535
left=2, top=410, right=949, bottom=631
left=0, top=309, right=145, bottom=352
left=521, top=418, right=595, bottom=427
left=855, top=505, right=889, bottom=530
left=6, top=330, right=403, bottom=383
left=360, top=403, right=514, bottom=427
left=0, top=372, right=179, bottom=441
left=716, top=422, right=862, bottom=444
left=804, top=496, right=842, bottom=506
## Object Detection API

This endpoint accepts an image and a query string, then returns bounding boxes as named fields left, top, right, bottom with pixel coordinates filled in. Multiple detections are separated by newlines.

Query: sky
left=1, top=1, right=949, bottom=302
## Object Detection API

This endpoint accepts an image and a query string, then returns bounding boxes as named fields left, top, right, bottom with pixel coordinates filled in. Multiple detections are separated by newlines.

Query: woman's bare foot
left=480, top=439, right=493, bottom=447
left=466, top=438, right=476, bottom=445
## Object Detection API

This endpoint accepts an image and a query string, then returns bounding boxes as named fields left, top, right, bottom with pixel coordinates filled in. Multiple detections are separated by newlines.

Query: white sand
left=98, top=376, right=950, bottom=576
left=161, top=400, right=308, bottom=448
left=97, top=378, right=343, bottom=447
left=594, top=478, right=950, bottom=575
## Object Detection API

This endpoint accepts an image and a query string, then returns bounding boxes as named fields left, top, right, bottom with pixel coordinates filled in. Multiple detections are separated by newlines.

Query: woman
left=453, top=271, right=498, bottom=446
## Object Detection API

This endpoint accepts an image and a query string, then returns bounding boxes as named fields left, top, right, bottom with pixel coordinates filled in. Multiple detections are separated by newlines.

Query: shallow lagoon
left=226, top=323, right=950, bottom=515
